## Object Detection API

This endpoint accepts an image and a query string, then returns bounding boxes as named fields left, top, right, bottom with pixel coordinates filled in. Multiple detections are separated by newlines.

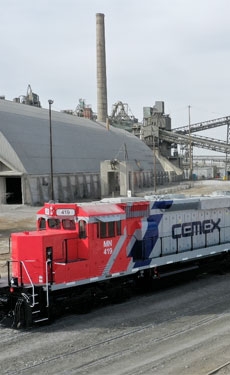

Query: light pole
left=188, top=105, right=193, bottom=180
left=48, top=99, right=54, bottom=201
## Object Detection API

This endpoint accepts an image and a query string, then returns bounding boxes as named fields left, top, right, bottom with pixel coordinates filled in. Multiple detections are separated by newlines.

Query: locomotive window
left=108, top=221, right=115, bottom=237
left=38, top=217, right=46, bottom=230
left=100, top=222, right=107, bottom=238
left=48, top=218, right=61, bottom=229
left=98, top=220, right=122, bottom=238
left=62, top=219, right=76, bottom=230
left=116, top=220, right=122, bottom=235
left=79, top=220, right=87, bottom=238
left=96, top=222, right=99, bottom=238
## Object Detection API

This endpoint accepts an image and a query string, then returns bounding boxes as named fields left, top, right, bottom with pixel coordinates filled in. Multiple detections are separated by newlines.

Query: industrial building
left=0, top=98, right=175, bottom=205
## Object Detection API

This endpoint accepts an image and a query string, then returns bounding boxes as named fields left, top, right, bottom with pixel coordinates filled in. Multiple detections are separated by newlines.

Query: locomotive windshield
left=62, top=219, right=76, bottom=230
left=38, top=217, right=76, bottom=230
left=48, top=218, right=61, bottom=229
left=38, top=217, right=46, bottom=230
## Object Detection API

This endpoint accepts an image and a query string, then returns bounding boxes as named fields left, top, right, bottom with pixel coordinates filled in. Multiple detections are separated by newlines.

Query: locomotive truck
left=1, top=192, right=230, bottom=327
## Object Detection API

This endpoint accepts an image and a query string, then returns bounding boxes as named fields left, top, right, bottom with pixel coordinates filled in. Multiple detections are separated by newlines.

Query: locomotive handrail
left=45, top=260, right=50, bottom=307
left=7, top=260, right=35, bottom=306
left=20, top=261, right=35, bottom=307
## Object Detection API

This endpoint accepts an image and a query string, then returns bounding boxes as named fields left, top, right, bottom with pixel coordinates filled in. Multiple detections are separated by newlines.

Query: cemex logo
left=172, top=218, right=221, bottom=239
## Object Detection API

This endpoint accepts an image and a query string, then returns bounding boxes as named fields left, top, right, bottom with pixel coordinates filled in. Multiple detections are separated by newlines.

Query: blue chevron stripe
left=132, top=213, right=164, bottom=268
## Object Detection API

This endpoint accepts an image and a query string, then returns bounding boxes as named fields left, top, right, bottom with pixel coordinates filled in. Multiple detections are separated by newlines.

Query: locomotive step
left=33, top=317, right=49, bottom=323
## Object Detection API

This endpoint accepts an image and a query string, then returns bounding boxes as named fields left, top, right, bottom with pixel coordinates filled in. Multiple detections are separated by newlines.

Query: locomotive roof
left=95, top=192, right=230, bottom=211
left=37, top=201, right=126, bottom=218
left=77, top=202, right=125, bottom=217
left=0, top=99, right=156, bottom=175
left=30, top=191, right=230, bottom=229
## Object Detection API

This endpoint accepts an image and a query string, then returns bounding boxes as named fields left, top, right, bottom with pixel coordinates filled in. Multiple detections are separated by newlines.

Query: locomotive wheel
left=12, top=298, right=26, bottom=328
left=12, top=298, right=32, bottom=328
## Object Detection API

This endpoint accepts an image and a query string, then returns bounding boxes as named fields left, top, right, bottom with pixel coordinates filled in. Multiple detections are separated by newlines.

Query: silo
left=96, top=13, right=108, bottom=123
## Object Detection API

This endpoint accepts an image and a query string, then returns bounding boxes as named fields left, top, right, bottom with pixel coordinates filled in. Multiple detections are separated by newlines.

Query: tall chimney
left=96, top=13, right=108, bottom=123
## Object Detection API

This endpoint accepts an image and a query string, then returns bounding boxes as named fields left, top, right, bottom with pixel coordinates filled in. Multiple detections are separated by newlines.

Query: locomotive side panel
left=161, top=214, right=174, bottom=256
left=146, top=217, right=161, bottom=259
left=204, top=210, right=215, bottom=247
left=89, top=219, right=131, bottom=277
left=141, top=198, right=230, bottom=265
left=178, top=210, right=205, bottom=252
left=88, top=221, right=112, bottom=277
left=182, top=211, right=194, bottom=252
left=223, top=208, right=230, bottom=242
left=158, top=207, right=223, bottom=256
left=191, top=210, right=205, bottom=249
left=126, top=216, right=147, bottom=261
left=51, top=232, right=90, bottom=284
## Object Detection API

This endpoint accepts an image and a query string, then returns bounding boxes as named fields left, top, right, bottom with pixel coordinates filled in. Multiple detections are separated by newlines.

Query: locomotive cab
left=9, top=202, right=129, bottom=289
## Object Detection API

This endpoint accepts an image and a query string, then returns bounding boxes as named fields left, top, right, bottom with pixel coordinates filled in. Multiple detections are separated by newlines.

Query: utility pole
left=225, top=124, right=230, bottom=180
left=152, top=127, right=157, bottom=192
left=48, top=99, right=54, bottom=200
left=188, top=105, right=193, bottom=180
left=153, top=136, right=157, bottom=192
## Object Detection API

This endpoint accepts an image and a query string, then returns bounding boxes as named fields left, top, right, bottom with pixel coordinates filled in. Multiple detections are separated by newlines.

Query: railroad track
left=2, top=273, right=230, bottom=374
left=3, top=305, right=230, bottom=375
left=207, top=362, right=230, bottom=375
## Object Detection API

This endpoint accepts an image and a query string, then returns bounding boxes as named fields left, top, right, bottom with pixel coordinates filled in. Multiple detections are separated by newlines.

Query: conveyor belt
left=159, top=128, right=230, bottom=154
left=173, top=116, right=230, bottom=135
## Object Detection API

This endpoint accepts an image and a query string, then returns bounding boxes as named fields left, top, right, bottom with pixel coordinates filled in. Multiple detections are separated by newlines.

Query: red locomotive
left=1, top=193, right=230, bottom=327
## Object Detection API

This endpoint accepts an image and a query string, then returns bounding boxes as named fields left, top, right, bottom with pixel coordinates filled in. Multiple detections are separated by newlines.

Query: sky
left=1, top=0, right=230, bottom=150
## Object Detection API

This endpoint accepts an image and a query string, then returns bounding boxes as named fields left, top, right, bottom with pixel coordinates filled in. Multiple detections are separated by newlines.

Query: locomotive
left=1, top=192, right=230, bottom=327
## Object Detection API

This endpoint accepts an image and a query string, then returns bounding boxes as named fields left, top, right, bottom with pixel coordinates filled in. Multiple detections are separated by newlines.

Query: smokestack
left=96, top=13, right=108, bottom=123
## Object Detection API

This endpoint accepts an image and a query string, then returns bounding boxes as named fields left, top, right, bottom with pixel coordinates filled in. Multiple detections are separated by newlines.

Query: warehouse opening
left=108, top=171, right=120, bottom=196
left=6, top=177, right=22, bottom=204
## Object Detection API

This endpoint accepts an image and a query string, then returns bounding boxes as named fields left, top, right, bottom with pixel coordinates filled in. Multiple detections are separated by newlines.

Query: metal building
left=0, top=99, right=163, bottom=205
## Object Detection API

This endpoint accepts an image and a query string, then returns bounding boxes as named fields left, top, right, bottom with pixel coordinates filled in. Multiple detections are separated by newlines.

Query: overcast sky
left=1, top=0, right=230, bottom=145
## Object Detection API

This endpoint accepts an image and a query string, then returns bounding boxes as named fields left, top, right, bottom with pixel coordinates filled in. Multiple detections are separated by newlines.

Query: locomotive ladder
left=18, top=261, right=50, bottom=324
left=30, top=291, right=49, bottom=324
left=30, top=260, right=51, bottom=324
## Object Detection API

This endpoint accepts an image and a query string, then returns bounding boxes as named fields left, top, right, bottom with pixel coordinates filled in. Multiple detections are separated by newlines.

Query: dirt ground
left=150, top=179, right=230, bottom=197
left=1, top=180, right=230, bottom=375
left=175, top=179, right=230, bottom=196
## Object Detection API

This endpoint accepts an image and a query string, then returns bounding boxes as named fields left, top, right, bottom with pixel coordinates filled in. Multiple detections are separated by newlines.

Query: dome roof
left=0, top=99, right=155, bottom=175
